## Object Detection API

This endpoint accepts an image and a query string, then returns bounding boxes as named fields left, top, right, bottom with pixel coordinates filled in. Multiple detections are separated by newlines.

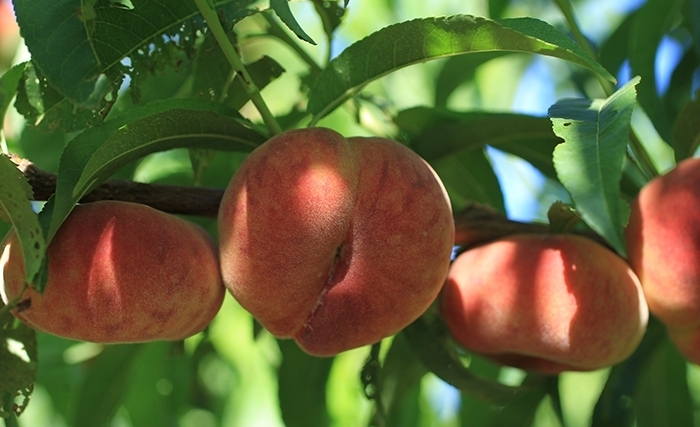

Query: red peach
left=626, top=157, right=700, bottom=363
left=441, top=234, right=648, bottom=374
left=1, top=201, right=225, bottom=343
left=217, top=127, right=455, bottom=356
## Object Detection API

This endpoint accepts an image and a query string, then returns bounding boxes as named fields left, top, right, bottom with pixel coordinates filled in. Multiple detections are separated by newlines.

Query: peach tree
left=1, top=0, right=699, bottom=426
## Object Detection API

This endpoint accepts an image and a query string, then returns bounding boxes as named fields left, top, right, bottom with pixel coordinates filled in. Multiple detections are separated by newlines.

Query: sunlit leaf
left=308, top=15, right=615, bottom=121
left=0, top=155, right=45, bottom=286
left=550, top=76, right=640, bottom=256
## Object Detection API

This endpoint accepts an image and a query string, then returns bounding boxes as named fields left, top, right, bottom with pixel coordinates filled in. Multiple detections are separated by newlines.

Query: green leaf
left=672, top=89, right=700, bottom=162
left=0, top=63, right=27, bottom=132
left=377, top=334, right=427, bottom=426
left=634, top=340, right=694, bottom=427
left=40, top=98, right=266, bottom=242
left=310, top=0, right=347, bottom=38
left=70, top=344, right=144, bottom=427
left=433, top=149, right=505, bottom=214
left=549, top=76, right=640, bottom=256
left=12, top=0, right=260, bottom=108
left=14, top=59, right=107, bottom=133
left=402, top=316, right=535, bottom=403
left=0, top=155, right=46, bottom=286
left=307, top=15, right=615, bottom=121
left=629, top=0, right=685, bottom=143
left=277, top=340, right=334, bottom=427
left=396, top=108, right=561, bottom=181
left=270, top=0, right=316, bottom=45
left=0, top=305, right=37, bottom=419
left=434, top=52, right=508, bottom=107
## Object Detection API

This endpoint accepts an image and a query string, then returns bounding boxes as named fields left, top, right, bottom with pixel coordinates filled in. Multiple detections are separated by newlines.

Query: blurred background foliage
left=1, top=0, right=700, bottom=426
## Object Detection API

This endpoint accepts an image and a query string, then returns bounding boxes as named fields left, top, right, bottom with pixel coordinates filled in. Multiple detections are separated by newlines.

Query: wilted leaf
left=549, top=76, right=640, bottom=256
left=308, top=15, right=615, bottom=121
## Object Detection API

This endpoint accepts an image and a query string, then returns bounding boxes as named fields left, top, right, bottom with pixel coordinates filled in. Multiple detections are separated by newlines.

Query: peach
left=626, top=157, right=700, bottom=363
left=0, top=201, right=225, bottom=343
left=441, top=234, right=648, bottom=374
left=217, top=127, right=455, bottom=356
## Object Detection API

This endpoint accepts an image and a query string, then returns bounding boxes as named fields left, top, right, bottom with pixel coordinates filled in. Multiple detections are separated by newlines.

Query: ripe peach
left=0, top=201, right=225, bottom=343
left=441, top=234, right=648, bottom=374
left=626, top=157, right=700, bottom=363
left=217, top=127, right=455, bottom=356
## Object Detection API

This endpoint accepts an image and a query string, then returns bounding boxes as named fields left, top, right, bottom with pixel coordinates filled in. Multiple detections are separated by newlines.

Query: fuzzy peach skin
left=625, top=157, right=700, bottom=363
left=217, top=127, right=455, bottom=356
left=441, top=234, right=648, bottom=374
left=0, top=201, right=225, bottom=343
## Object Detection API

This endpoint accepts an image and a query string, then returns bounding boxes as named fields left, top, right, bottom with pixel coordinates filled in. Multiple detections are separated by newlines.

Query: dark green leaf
left=402, top=317, right=535, bottom=403
left=433, top=149, right=505, bottom=214
left=672, top=89, right=700, bottom=161
left=634, top=339, right=694, bottom=427
left=70, top=344, right=144, bottom=427
left=489, top=0, right=511, bottom=19
left=13, top=60, right=109, bottom=134
left=40, top=98, right=266, bottom=242
left=629, top=0, right=685, bottom=142
left=0, top=63, right=26, bottom=133
left=270, top=0, right=316, bottom=45
left=396, top=107, right=561, bottom=180
left=311, top=0, right=347, bottom=38
left=0, top=304, right=37, bottom=418
left=0, top=155, right=45, bottom=286
left=550, top=76, right=640, bottom=256
left=277, top=340, right=334, bottom=427
left=12, top=0, right=259, bottom=108
left=378, top=334, right=427, bottom=426
left=121, top=341, right=193, bottom=427
left=591, top=318, right=666, bottom=427
left=308, top=15, right=615, bottom=121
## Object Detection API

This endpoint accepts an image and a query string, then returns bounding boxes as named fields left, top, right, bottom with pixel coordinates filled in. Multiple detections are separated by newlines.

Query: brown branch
left=11, top=156, right=609, bottom=248
left=12, top=156, right=224, bottom=218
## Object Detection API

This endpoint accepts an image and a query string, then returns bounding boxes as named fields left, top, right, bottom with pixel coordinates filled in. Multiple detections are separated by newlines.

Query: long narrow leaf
left=308, top=15, right=615, bottom=121
left=549, top=76, right=640, bottom=256
left=40, top=98, right=266, bottom=243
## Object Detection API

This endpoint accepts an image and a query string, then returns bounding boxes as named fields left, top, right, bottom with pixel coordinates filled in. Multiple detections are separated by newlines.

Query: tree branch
left=12, top=156, right=609, bottom=249
left=13, top=156, right=224, bottom=218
